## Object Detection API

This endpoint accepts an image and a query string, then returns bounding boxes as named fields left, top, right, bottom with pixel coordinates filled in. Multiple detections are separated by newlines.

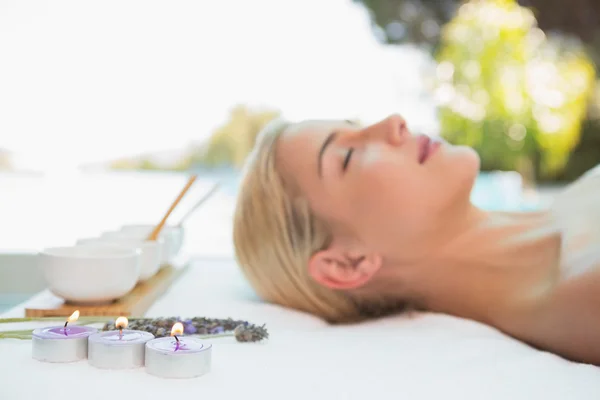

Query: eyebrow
left=318, top=131, right=337, bottom=178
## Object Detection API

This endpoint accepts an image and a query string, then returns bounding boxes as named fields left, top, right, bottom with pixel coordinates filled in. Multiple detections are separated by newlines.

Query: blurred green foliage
left=433, top=0, right=596, bottom=181
left=188, top=105, right=280, bottom=169
left=353, top=0, right=600, bottom=60
left=109, top=105, right=280, bottom=171
left=0, top=150, right=12, bottom=170
left=109, top=154, right=190, bottom=172
left=352, top=0, right=457, bottom=50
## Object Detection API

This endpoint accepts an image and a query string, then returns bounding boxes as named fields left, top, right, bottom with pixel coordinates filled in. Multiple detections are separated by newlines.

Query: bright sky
left=0, top=0, right=438, bottom=171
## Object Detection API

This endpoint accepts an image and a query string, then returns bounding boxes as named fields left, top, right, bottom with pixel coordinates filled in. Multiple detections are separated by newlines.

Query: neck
left=373, top=205, right=562, bottom=323
left=382, top=201, right=491, bottom=265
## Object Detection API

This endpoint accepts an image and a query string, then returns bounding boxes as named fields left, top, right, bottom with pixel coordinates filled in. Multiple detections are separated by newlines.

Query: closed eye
left=343, top=148, right=353, bottom=172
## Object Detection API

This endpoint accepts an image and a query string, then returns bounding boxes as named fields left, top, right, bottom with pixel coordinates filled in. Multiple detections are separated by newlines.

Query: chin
left=462, top=146, right=481, bottom=174
left=446, top=145, right=480, bottom=199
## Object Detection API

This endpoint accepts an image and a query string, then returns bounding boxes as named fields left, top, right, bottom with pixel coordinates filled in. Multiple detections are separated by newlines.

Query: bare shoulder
left=550, top=164, right=600, bottom=217
left=485, top=164, right=600, bottom=364
left=494, top=267, right=600, bottom=365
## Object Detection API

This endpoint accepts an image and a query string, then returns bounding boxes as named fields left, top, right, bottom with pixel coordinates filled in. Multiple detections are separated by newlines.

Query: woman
left=233, top=114, right=600, bottom=365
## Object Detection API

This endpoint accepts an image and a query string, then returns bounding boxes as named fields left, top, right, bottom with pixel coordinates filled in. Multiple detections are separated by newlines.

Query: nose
left=384, top=114, right=408, bottom=145
left=347, top=114, right=408, bottom=146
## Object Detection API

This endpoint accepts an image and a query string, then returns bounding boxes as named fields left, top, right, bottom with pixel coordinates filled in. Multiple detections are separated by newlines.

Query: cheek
left=348, top=164, right=433, bottom=249
left=350, top=156, right=422, bottom=221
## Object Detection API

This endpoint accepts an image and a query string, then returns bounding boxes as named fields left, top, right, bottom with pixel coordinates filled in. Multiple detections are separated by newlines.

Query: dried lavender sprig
left=0, top=316, right=120, bottom=324
left=234, top=323, right=269, bottom=342
left=101, top=316, right=269, bottom=343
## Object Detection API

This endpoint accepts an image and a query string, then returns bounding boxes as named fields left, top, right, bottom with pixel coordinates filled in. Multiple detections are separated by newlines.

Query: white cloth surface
left=1, top=258, right=600, bottom=400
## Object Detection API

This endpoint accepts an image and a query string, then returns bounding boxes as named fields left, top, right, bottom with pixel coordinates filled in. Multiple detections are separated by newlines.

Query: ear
left=308, top=241, right=383, bottom=290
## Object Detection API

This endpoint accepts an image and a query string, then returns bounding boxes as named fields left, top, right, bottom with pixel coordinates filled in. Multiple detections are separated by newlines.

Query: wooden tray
left=25, top=258, right=191, bottom=318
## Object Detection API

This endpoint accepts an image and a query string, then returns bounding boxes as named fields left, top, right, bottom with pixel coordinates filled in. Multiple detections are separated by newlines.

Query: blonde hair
left=233, top=119, right=407, bottom=323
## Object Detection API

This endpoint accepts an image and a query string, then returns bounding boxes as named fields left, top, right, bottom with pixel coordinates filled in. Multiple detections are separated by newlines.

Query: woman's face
left=276, top=115, right=480, bottom=260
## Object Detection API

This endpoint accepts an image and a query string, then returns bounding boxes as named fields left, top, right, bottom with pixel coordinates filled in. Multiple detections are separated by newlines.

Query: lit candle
left=145, top=322, right=212, bottom=379
left=87, top=316, right=155, bottom=369
left=32, top=310, right=98, bottom=363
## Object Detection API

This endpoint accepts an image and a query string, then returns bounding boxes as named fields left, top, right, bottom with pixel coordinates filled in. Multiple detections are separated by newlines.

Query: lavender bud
left=209, top=326, right=224, bottom=334
left=156, top=327, right=167, bottom=337
left=155, top=318, right=168, bottom=328
left=196, top=327, right=208, bottom=335
left=234, top=324, right=269, bottom=342
left=184, top=323, right=197, bottom=334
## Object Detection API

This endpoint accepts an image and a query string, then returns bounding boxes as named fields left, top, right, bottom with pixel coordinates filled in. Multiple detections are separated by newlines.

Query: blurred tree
left=522, top=0, right=600, bottom=183
left=109, top=158, right=139, bottom=170
left=109, top=105, right=280, bottom=171
left=0, top=148, right=13, bottom=170
left=354, top=0, right=600, bottom=59
left=351, top=0, right=458, bottom=50
left=188, top=104, right=280, bottom=169
left=109, top=156, right=175, bottom=171
left=433, top=0, right=596, bottom=181
left=553, top=115, right=600, bottom=181
left=519, top=0, right=600, bottom=46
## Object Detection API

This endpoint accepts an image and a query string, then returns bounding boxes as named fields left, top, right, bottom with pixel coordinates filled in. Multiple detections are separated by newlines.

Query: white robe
left=550, top=164, right=600, bottom=279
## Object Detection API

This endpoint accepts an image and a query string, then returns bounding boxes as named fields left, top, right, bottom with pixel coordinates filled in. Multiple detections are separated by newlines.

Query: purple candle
left=88, top=317, right=155, bottom=369
left=145, top=323, right=212, bottom=379
left=149, top=336, right=209, bottom=353
left=36, top=325, right=95, bottom=338
left=32, top=310, right=97, bottom=363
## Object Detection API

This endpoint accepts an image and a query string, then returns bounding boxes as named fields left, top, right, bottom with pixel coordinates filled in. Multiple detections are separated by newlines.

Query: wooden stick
left=175, top=182, right=221, bottom=227
left=147, top=175, right=198, bottom=241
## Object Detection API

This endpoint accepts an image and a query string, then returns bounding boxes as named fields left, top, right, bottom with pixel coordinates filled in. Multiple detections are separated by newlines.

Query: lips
left=417, top=135, right=440, bottom=164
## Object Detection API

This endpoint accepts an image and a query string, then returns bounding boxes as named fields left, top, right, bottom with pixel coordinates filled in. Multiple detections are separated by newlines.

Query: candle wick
left=63, top=321, right=69, bottom=329
left=174, top=335, right=180, bottom=343
left=119, top=328, right=123, bottom=338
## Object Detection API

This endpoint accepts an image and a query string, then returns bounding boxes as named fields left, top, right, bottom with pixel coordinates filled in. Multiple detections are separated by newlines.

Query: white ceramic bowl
left=167, top=226, right=184, bottom=256
left=119, top=224, right=184, bottom=264
left=77, top=235, right=161, bottom=282
left=102, top=229, right=169, bottom=266
left=39, top=244, right=141, bottom=304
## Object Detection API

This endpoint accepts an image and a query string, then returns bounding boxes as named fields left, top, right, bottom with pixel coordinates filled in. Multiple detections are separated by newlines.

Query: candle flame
left=115, top=316, right=129, bottom=330
left=171, top=322, right=184, bottom=336
left=67, top=310, right=80, bottom=323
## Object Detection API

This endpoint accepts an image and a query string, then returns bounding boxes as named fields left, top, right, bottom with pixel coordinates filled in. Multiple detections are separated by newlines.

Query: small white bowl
left=169, top=225, right=185, bottom=256
left=119, top=224, right=184, bottom=264
left=77, top=236, right=161, bottom=282
left=102, top=229, right=168, bottom=265
left=39, top=245, right=141, bottom=304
